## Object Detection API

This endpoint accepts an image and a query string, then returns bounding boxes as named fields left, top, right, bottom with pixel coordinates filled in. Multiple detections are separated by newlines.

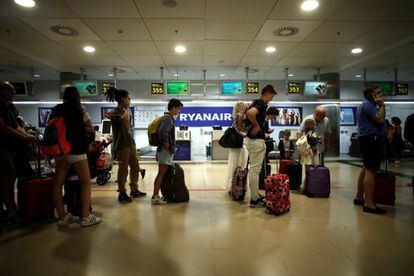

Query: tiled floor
left=1, top=161, right=413, bottom=276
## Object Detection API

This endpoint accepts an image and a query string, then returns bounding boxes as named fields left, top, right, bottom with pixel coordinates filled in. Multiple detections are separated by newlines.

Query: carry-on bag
left=161, top=164, right=189, bottom=203
left=230, top=165, right=248, bottom=201
left=265, top=174, right=291, bottom=215
left=279, top=159, right=294, bottom=174
left=286, top=161, right=302, bottom=191
left=304, top=154, right=330, bottom=198
left=374, top=160, right=396, bottom=205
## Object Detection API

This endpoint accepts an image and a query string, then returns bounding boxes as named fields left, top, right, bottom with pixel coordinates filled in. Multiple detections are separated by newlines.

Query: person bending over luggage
left=224, top=102, right=249, bottom=192
left=50, top=86, right=102, bottom=227
left=152, top=99, right=183, bottom=205
left=0, top=82, right=36, bottom=225
left=354, top=86, right=387, bottom=214
left=278, top=129, right=294, bottom=160
left=244, top=84, right=277, bottom=208
left=106, top=87, right=146, bottom=203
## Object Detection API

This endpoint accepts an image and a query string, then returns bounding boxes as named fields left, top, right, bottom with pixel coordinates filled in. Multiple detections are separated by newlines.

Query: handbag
left=219, top=127, right=243, bottom=148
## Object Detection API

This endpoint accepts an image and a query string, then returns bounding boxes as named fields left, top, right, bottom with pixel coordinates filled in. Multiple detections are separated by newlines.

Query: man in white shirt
left=299, top=106, right=332, bottom=156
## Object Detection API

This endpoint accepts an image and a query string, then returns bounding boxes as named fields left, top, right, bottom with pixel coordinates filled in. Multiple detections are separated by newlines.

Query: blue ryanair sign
left=175, top=106, right=233, bottom=127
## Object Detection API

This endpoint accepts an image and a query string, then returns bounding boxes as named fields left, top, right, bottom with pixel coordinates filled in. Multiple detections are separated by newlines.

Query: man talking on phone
left=354, top=86, right=387, bottom=214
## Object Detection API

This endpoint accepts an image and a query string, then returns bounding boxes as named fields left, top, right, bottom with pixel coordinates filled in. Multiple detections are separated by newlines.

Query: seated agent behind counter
left=152, top=99, right=183, bottom=205
left=244, top=84, right=277, bottom=208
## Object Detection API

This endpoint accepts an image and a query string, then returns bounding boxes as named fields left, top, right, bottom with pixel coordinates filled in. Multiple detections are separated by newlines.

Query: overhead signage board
left=396, top=83, right=408, bottom=95
left=175, top=106, right=233, bottom=127
left=166, top=81, right=190, bottom=95
left=221, top=81, right=243, bottom=95
left=73, top=81, right=98, bottom=97
left=101, top=82, right=114, bottom=96
left=246, top=82, right=259, bottom=94
left=304, top=81, right=328, bottom=96
left=287, top=82, right=301, bottom=94
left=365, top=81, right=394, bottom=96
left=151, top=82, right=164, bottom=95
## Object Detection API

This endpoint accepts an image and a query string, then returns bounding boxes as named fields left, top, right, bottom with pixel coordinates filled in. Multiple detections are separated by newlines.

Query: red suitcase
left=279, top=159, right=293, bottom=174
left=374, top=160, right=396, bottom=206
left=265, top=174, right=290, bottom=215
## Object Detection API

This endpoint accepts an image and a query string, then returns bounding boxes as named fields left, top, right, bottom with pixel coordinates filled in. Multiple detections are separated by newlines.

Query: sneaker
left=353, top=199, right=364, bottom=206
left=80, top=214, right=102, bottom=227
left=140, top=169, right=146, bottom=180
left=118, top=192, right=133, bottom=203
left=363, top=206, right=387, bottom=214
left=57, top=213, right=79, bottom=226
left=130, top=190, right=147, bottom=198
left=151, top=195, right=168, bottom=205
left=250, top=197, right=266, bottom=208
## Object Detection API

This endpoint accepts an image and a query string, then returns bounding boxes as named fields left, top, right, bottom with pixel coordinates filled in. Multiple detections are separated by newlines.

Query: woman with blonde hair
left=224, top=101, right=249, bottom=192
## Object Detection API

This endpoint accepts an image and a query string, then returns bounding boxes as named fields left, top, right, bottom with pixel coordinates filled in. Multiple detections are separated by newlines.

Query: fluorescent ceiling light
left=355, top=74, right=362, bottom=78
left=288, top=74, right=294, bottom=77
left=34, top=74, right=40, bottom=77
left=108, top=73, right=114, bottom=77
left=265, top=46, right=276, bottom=53
left=220, top=74, right=226, bottom=77
left=15, top=0, right=35, bottom=8
left=351, top=48, right=363, bottom=54
left=83, top=46, right=95, bottom=53
left=301, top=0, right=319, bottom=11
left=174, top=73, right=179, bottom=77
left=174, top=45, right=186, bottom=53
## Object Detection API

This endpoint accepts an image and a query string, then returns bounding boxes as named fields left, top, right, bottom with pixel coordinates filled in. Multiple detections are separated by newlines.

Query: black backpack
left=161, top=164, right=189, bottom=203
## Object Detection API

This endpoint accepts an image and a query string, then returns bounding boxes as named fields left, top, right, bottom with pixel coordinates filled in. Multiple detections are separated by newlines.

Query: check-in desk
left=211, top=130, right=229, bottom=160
left=173, top=130, right=191, bottom=161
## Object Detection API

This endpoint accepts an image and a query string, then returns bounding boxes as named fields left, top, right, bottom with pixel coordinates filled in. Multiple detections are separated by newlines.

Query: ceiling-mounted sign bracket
left=203, top=69, right=207, bottom=96
left=80, top=67, right=85, bottom=81
left=245, top=67, right=249, bottom=82
left=160, top=67, right=164, bottom=83
left=316, top=68, right=321, bottom=81
left=363, top=68, right=367, bottom=82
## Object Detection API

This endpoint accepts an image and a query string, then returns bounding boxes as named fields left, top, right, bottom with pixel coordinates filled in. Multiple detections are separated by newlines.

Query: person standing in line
left=244, top=84, right=277, bottom=208
left=151, top=99, right=183, bottom=205
left=106, top=88, right=146, bottom=203
left=403, top=113, right=414, bottom=190
left=354, top=86, right=387, bottom=214
left=51, top=86, right=101, bottom=227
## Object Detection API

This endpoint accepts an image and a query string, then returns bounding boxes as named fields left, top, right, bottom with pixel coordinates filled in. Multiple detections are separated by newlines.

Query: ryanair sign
left=175, top=106, right=233, bottom=127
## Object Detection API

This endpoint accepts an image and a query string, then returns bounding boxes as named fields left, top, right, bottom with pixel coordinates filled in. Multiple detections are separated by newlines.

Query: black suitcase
left=287, top=162, right=302, bottom=190
left=161, top=164, right=189, bottom=203
left=64, top=175, right=92, bottom=216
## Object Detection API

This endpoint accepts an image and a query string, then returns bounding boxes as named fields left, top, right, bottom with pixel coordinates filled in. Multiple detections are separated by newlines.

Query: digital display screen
left=304, top=81, right=328, bottom=95
left=246, top=82, right=259, bottom=94
left=396, top=83, right=408, bottom=95
left=151, top=82, right=164, bottom=95
left=340, top=107, right=357, bottom=126
left=101, top=82, right=114, bottom=96
left=73, top=81, right=98, bottom=97
left=365, top=81, right=393, bottom=96
left=221, top=82, right=243, bottom=94
left=10, top=81, right=27, bottom=96
left=270, top=107, right=303, bottom=126
left=166, top=81, right=190, bottom=95
left=287, top=82, right=301, bottom=94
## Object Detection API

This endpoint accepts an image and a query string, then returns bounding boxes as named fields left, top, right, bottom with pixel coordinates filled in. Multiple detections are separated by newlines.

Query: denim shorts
left=156, top=149, right=173, bottom=165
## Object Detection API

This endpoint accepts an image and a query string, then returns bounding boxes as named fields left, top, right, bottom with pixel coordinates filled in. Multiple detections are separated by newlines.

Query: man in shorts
left=151, top=99, right=183, bottom=205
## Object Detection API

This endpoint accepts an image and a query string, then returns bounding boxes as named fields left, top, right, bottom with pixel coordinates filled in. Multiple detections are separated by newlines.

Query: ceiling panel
left=240, top=56, right=279, bottom=67
left=57, top=41, right=116, bottom=56
left=0, top=0, right=75, bottom=18
left=205, top=19, right=263, bottom=40
left=304, top=21, right=377, bottom=42
left=146, top=19, right=204, bottom=41
left=62, top=0, right=140, bottom=18
left=353, top=22, right=414, bottom=43
left=0, top=18, right=49, bottom=41
left=83, top=56, right=128, bottom=67
left=203, top=41, right=250, bottom=56
left=163, top=56, right=202, bottom=67
left=288, top=42, right=343, bottom=57
left=155, top=41, right=203, bottom=56
left=21, top=18, right=100, bottom=41
left=203, top=56, right=242, bottom=67
left=122, top=56, right=164, bottom=67
left=134, top=0, right=205, bottom=19
left=36, top=56, right=88, bottom=69
left=256, top=20, right=323, bottom=41
left=331, top=0, right=414, bottom=21
left=276, top=56, right=332, bottom=67
left=2, top=41, right=70, bottom=56
left=206, top=0, right=276, bottom=19
left=328, top=43, right=386, bottom=57
left=84, top=19, right=151, bottom=41
left=269, top=0, right=348, bottom=21
left=246, top=41, right=297, bottom=56
left=106, top=41, right=158, bottom=56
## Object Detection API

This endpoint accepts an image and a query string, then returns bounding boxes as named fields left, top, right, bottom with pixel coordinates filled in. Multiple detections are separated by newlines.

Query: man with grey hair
left=299, top=106, right=332, bottom=161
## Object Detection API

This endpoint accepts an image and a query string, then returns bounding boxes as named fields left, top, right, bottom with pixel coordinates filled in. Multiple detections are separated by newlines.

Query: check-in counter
left=211, top=130, right=229, bottom=160
left=174, top=130, right=191, bottom=161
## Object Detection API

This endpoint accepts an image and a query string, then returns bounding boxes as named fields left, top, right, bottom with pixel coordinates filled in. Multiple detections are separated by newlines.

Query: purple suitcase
left=305, top=166, right=330, bottom=198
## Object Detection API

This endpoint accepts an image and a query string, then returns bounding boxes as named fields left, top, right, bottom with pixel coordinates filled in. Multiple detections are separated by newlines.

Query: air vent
left=274, top=26, right=299, bottom=37
left=162, top=0, right=177, bottom=8
left=50, top=25, right=79, bottom=37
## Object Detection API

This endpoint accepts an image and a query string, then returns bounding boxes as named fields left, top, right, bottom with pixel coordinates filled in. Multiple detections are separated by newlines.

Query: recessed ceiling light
left=355, top=74, right=362, bottom=78
left=301, top=0, right=319, bottom=11
left=83, top=46, right=95, bottom=53
left=220, top=73, right=226, bottom=77
left=14, top=0, right=36, bottom=8
left=351, top=48, right=363, bottom=54
left=265, top=46, right=276, bottom=53
left=174, top=45, right=186, bottom=53
left=34, top=74, right=40, bottom=77
left=288, top=74, right=294, bottom=77
left=174, top=73, right=179, bottom=77
left=108, top=73, right=114, bottom=77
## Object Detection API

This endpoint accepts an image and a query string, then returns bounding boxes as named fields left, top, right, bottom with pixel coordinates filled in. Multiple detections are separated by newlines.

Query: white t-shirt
left=300, top=114, right=332, bottom=153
